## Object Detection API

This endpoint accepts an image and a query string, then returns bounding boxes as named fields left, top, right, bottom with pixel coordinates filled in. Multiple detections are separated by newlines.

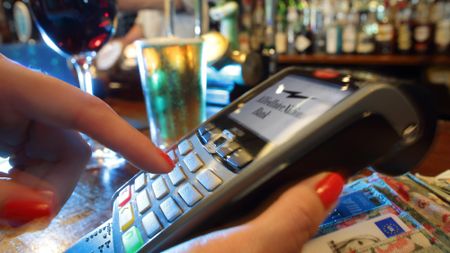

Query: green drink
left=136, top=38, right=206, bottom=149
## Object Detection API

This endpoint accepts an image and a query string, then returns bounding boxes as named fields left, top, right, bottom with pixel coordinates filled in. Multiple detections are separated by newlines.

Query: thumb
left=0, top=179, right=55, bottom=227
left=251, top=172, right=345, bottom=253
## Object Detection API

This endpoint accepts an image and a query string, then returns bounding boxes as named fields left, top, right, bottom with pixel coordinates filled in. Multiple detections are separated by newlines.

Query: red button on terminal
left=313, top=69, right=340, bottom=79
left=117, top=185, right=131, bottom=207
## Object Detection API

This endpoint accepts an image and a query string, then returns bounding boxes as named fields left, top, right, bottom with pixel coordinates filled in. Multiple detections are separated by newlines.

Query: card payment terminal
left=107, top=67, right=435, bottom=252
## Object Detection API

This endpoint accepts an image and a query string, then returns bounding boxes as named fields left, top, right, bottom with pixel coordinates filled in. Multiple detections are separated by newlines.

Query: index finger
left=0, top=55, right=173, bottom=173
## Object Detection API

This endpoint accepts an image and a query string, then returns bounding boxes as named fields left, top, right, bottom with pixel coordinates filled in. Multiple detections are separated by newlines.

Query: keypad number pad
left=122, top=226, right=144, bottom=253
left=183, top=153, right=204, bottom=173
left=196, top=170, right=223, bottom=191
left=115, top=134, right=235, bottom=253
left=168, top=165, right=187, bottom=186
left=167, top=149, right=178, bottom=162
left=178, top=139, right=193, bottom=155
left=117, top=185, right=132, bottom=208
left=136, top=190, right=151, bottom=214
left=160, top=197, right=183, bottom=222
left=119, top=203, right=135, bottom=232
left=141, top=212, right=162, bottom=238
left=134, top=173, right=147, bottom=192
left=152, top=177, right=169, bottom=200
left=178, top=183, right=203, bottom=207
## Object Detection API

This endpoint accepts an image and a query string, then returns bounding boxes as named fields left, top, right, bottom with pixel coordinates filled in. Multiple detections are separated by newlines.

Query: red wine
left=29, top=0, right=116, bottom=56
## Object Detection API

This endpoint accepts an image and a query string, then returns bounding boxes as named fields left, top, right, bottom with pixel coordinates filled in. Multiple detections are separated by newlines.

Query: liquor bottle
left=239, top=0, right=253, bottom=54
left=434, top=20, right=450, bottom=55
left=241, top=0, right=253, bottom=30
left=324, top=0, right=343, bottom=55
left=342, top=3, right=358, bottom=54
left=275, top=0, right=288, bottom=54
left=263, top=0, right=277, bottom=55
left=210, top=1, right=240, bottom=51
left=326, top=15, right=342, bottom=54
left=311, top=0, right=326, bottom=54
left=356, top=10, right=376, bottom=54
left=238, top=31, right=251, bottom=54
left=251, top=0, right=265, bottom=52
left=295, top=0, right=313, bottom=54
left=432, top=0, right=450, bottom=54
left=286, top=0, right=298, bottom=54
left=375, top=0, right=395, bottom=54
left=412, top=0, right=433, bottom=54
left=396, top=0, right=413, bottom=54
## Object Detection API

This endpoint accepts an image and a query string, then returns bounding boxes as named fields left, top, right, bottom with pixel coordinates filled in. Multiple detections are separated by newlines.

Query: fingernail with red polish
left=156, top=148, right=175, bottom=170
left=37, top=190, right=57, bottom=208
left=37, top=190, right=54, bottom=200
left=0, top=199, right=52, bottom=225
left=315, top=173, right=345, bottom=210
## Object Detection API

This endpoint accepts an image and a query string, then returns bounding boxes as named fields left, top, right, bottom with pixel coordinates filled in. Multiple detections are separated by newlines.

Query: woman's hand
left=167, top=173, right=344, bottom=253
left=0, top=54, right=346, bottom=252
left=0, top=55, right=173, bottom=226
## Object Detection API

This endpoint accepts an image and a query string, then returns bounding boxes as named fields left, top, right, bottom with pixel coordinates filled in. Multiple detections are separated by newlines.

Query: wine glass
left=28, top=0, right=125, bottom=169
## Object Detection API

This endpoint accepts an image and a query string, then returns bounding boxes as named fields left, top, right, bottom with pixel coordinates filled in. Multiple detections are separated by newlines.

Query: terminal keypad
left=136, top=190, right=151, bottom=214
left=227, top=149, right=253, bottom=169
left=114, top=134, right=233, bottom=252
left=141, top=212, right=162, bottom=238
left=134, top=173, right=147, bottom=192
left=151, top=177, right=169, bottom=200
left=117, top=185, right=131, bottom=208
left=178, top=183, right=203, bottom=206
left=183, top=153, right=203, bottom=172
left=198, top=124, right=254, bottom=171
left=168, top=165, right=187, bottom=186
left=160, top=197, right=182, bottom=222
left=216, top=142, right=240, bottom=158
left=178, top=139, right=193, bottom=155
left=114, top=124, right=257, bottom=252
left=196, top=170, right=223, bottom=191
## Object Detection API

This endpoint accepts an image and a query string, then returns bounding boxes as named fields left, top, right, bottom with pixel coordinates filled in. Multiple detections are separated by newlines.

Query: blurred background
left=0, top=0, right=449, bottom=117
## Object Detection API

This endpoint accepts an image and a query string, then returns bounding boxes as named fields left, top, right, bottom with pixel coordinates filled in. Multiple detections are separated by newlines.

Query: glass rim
left=134, top=37, right=203, bottom=48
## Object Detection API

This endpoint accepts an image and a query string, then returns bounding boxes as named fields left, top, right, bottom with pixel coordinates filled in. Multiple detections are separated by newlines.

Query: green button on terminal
left=122, top=226, right=144, bottom=253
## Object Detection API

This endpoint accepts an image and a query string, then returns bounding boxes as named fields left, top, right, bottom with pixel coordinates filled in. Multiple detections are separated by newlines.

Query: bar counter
left=0, top=97, right=449, bottom=252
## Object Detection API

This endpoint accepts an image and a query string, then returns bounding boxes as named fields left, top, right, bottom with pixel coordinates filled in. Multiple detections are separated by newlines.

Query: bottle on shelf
left=356, top=7, right=376, bottom=54
left=395, top=0, right=413, bottom=54
left=238, top=0, right=253, bottom=54
left=326, top=15, right=343, bottom=55
left=251, top=0, right=266, bottom=52
left=210, top=1, right=240, bottom=51
left=311, top=0, right=326, bottom=54
left=375, top=0, right=395, bottom=54
left=286, top=0, right=299, bottom=54
left=324, top=0, right=342, bottom=55
left=271, top=0, right=448, bottom=57
left=412, top=0, right=433, bottom=54
left=263, top=0, right=276, bottom=55
left=275, top=0, right=288, bottom=54
left=432, top=0, right=450, bottom=54
left=342, top=0, right=358, bottom=54
left=295, top=0, right=314, bottom=54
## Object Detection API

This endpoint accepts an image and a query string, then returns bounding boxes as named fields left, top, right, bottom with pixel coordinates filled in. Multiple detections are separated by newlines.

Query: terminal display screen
left=229, top=75, right=353, bottom=143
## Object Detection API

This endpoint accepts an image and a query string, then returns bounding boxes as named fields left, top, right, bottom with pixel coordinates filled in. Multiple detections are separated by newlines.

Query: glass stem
left=71, top=56, right=94, bottom=95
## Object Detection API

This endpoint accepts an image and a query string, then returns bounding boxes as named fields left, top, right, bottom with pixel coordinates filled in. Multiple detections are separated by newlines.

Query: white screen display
left=229, top=75, right=352, bottom=142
